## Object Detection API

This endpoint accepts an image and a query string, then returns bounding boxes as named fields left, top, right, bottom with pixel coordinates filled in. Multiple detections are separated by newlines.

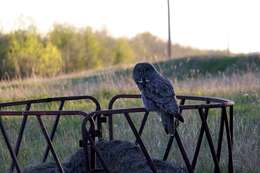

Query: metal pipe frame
left=0, top=94, right=234, bottom=173
left=104, top=94, right=234, bottom=173
left=0, top=96, right=100, bottom=173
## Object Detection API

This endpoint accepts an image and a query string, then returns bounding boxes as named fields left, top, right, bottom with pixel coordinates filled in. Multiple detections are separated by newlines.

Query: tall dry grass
left=1, top=70, right=260, bottom=101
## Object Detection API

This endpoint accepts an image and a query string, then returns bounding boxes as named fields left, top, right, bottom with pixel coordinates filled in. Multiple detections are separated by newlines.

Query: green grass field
left=0, top=54, right=260, bottom=173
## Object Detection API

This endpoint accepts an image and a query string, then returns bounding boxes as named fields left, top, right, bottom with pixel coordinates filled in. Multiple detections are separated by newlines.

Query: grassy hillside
left=0, top=54, right=260, bottom=173
left=1, top=54, right=260, bottom=101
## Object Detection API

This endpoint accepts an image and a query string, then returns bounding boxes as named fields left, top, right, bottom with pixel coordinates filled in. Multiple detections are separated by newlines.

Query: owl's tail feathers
left=175, top=112, right=184, bottom=123
left=160, top=112, right=177, bottom=135
left=168, top=114, right=175, bottom=135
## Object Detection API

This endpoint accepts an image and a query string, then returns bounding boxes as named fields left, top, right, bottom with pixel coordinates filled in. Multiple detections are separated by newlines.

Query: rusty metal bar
left=176, top=95, right=234, bottom=105
left=108, top=95, right=140, bottom=140
left=9, top=103, right=31, bottom=173
left=163, top=136, right=174, bottom=161
left=0, top=110, right=89, bottom=116
left=108, top=115, right=113, bottom=141
left=0, top=94, right=234, bottom=173
left=191, top=101, right=210, bottom=170
left=0, top=116, right=22, bottom=173
left=90, top=127, right=96, bottom=172
left=223, top=107, right=233, bottom=173
left=0, top=110, right=90, bottom=173
left=198, top=108, right=220, bottom=173
left=106, top=94, right=234, bottom=173
left=81, top=116, right=110, bottom=173
left=163, top=98, right=186, bottom=161
left=135, top=111, right=149, bottom=144
left=36, top=115, right=64, bottom=173
left=96, top=112, right=105, bottom=140
left=229, top=106, right=233, bottom=145
left=175, top=131, right=193, bottom=173
left=108, top=94, right=234, bottom=105
left=214, top=107, right=225, bottom=173
left=0, top=96, right=100, bottom=109
left=101, top=103, right=232, bottom=112
left=124, top=112, right=158, bottom=173
left=106, top=94, right=234, bottom=141
left=42, top=100, right=65, bottom=162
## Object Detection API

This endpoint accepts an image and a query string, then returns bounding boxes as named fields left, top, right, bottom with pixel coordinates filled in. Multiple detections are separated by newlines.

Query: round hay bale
left=23, top=140, right=186, bottom=173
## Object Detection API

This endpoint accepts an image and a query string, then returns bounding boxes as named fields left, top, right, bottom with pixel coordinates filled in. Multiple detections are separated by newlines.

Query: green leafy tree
left=6, top=30, right=41, bottom=77
left=5, top=30, right=62, bottom=77
left=48, top=24, right=76, bottom=72
left=49, top=25, right=102, bottom=72
left=35, top=42, right=62, bottom=76
left=130, top=32, right=166, bottom=59
left=0, top=33, right=10, bottom=78
left=81, top=27, right=101, bottom=69
left=112, top=38, right=135, bottom=65
left=95, top=29, right=116, bottom=67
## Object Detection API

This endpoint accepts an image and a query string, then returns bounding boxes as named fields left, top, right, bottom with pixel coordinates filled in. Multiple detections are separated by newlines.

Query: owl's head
left=133, top=62, right=158, bottom=86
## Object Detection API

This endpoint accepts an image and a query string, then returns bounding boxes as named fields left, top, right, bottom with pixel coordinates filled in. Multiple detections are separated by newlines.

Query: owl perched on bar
left=133, top=62, right=184, bottom=135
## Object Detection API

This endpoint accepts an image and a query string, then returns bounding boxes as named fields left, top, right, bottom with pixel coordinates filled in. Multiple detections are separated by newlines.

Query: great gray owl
left=133, top=62, right=184, bottom=135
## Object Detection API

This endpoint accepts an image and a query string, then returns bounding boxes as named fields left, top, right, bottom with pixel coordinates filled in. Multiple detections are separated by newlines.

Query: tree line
left=0, top=24, right=222, bottom=79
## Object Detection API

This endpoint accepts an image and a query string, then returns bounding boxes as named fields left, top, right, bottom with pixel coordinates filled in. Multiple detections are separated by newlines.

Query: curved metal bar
left=0, top=94, right=234, bottom=173
left=0, top=110, right=90, bottom=117
left=229, top=106, right=234, bottom=144
left=107, top=94, right=234, bottom=173
left=176, top=95, right=234, bottom=105
left=107, top=94, right=234, bottom=141
left=0, top=95, right=101, bottom=110
left=9, top=103, right=31, bottom=173
left=222, top=107, right=233, bottom=173
left=108, top=94, right=234, bottom=107
left=42, top=100, right=65, bottom=163
left=191, top=101, right=210, bottom=170
left=85, top=104, right=230, bottom=119
left=163, top=98, right=186, bottom=161
left=0, top=110, right=90, bottom=173
left=175, top=131, right=194, bottom=173
left=198, top=108, right=220, bottom=173
left=36, top=115, right=64, bottom=173
left=81, top=116, right=110, bottom=173
left=124, top=112, right=157, bottom=173
left=135, top=111, right=149, bottom=144
left=0, top=95, right=101, bottom=171
left=0, top=116, right=22, bottom=173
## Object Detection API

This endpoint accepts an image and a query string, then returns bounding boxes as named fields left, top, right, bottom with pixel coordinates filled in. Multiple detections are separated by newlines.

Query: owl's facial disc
left=133, top=62, right=156, bottom=86
left=143, top=63, right=156, bottom=79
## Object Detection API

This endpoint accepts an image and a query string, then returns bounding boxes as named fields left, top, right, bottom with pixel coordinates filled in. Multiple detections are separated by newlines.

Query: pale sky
left=0, top=0, right=259, bottom=53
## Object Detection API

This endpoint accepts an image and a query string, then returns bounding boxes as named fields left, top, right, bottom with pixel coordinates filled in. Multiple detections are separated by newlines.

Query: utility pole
left=167, top=0, right=172, bottom=59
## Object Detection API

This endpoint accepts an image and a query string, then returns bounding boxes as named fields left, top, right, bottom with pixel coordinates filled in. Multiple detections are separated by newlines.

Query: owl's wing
left=144, top=76, right=175, bottom=103
left=143, top=76, right=184, bottom=122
